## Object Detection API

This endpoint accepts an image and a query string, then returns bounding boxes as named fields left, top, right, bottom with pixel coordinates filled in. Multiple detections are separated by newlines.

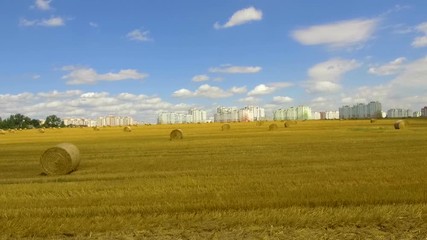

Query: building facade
left=421, top=106, right=427, bottom=117
left=386, top=108, right=412, bottom=118
left=214, top=106, right=265, bottom=122
left=273, top=106, right=312, bottom=121
left=339, top=101, right=382, bottom=119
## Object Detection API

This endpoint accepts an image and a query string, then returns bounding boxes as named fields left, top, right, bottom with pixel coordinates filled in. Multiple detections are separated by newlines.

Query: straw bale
left=370, top=119, right=376, bottom=123
left=0, top=130, right=6, bottom=135
left=221, top=124, right=231, bottom=131
left=394, top=120, right=405, bottom=130
left=39, top=128, right=45, bottom=133
left=269, top=123, right=278, bottom=131
left=93, top=126, right=100, bottom=131
left=170, top=129, right=183, bottom=140
left=123, top=126, right=132, bottom=132
left=40, top=143, right=80, bottom=175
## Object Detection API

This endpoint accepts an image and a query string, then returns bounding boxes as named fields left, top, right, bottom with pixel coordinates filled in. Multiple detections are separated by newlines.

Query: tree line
left=0, top=114, right=64, bottom=130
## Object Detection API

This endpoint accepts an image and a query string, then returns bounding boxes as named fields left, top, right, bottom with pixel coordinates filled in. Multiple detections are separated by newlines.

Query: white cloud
left=304, top=58, right=360, bottom=93
left=62, top=66, right=148, bottom=85
left=368, top=57, right=406, bottom=75
left=209, top=65, right=262, bottom=74
left=127, top=29, right=151, bottom=42
left=214, top=6, right=262, bottom=29
left=272, top=96, right=293, bottom=104
left=238, top=96, right=259, bottom=103
left=0, top=90, right=185, bottom=123
left=35, top=0, right=52, bottom=10
left=20, top=16, right=65, bottom=27
left=172, top=89, right=194, bottom=98
left=411, top=22, right=427, bottom=48
left=248, top=84, right=276, bottom=96
left=230, top=86, right=247, bottom=94
left=192, top=74, right=209, bottom=82
left=291, top=18, right=378, bottom=48
left=172, top=84, right=247, bottom=98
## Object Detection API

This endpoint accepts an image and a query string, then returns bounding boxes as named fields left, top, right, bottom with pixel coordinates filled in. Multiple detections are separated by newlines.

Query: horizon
left=1, top=1, right=427, bottom=123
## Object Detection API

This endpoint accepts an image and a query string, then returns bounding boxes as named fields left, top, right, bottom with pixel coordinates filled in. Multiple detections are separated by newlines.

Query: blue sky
left=1, top=0, right=427, bottom=122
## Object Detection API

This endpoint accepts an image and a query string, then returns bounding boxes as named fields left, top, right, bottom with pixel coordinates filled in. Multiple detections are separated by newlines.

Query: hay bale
left=0, top=130, right=6, bottom=135
left=40, top=143, right=80, bottom=175
left=269, top=123, right=278, bottom=131
left=284, top=121, right=291, bottom=128
left=370, top=119, right=376, bottom=123
left=394, top=120, right=405, bottom=130
left=170, top=129, right=183, bottom=140
left=8, top=129, right=16, bottom=133
left=93, top=126, right=100, bottom=131
left=123, top=126, right=132, bottom=132
left=39, top=128, right=45, bottom=133
left=221, top=124, right=231, bottom=131
left=256, top=121, right=264, bottom=127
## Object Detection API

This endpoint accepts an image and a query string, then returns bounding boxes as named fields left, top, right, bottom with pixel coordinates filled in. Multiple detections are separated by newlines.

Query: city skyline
left=1, top=1, right=427, bottom=123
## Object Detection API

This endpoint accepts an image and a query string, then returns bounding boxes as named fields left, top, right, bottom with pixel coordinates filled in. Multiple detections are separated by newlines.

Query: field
left=1, top=119, right=427, bottom=239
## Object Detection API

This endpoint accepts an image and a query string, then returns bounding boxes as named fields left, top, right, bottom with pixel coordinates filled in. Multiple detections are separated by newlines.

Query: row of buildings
left=214, top=106, right=265, bottom=123
left=273, top=106, right=312, bottom=121
left=157, top=108, right=208, bottom=124
left=63, top=116, right=135, bottom=127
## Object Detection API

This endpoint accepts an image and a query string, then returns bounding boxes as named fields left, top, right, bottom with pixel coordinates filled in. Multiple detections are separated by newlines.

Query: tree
left=44, top=115, right=63, bottom=128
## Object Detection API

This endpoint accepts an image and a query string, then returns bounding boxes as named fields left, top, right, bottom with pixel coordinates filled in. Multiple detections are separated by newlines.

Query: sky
left=1, top=0, right=427, bottom=123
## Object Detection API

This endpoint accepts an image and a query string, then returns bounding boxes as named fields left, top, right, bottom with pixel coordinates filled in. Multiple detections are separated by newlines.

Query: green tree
left=44, top=115, right=63, bottom=128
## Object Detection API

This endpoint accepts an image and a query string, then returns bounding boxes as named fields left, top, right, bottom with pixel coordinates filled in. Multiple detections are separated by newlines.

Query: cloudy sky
left=1, top=0, right=427, bottom=122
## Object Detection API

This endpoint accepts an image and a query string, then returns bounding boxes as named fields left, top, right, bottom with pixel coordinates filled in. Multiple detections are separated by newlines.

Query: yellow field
left=1, top=119, right=427, bottom=239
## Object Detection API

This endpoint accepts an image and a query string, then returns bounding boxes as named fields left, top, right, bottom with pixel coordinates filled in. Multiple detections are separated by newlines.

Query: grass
left=1, top=119, right=427, bottom=239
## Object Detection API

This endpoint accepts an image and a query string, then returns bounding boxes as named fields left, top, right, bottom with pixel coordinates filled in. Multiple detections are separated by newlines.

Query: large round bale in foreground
left=40, top=143, right=80, bottom=175
left=269, top=123, right=278, bottom=131
left=123, top=126, right=132, bottom=132
left=394, top=120, right=405, bottom=130
left=221, top=124, right=231, bottom=131
left=170, top=129, right=183, bottom=140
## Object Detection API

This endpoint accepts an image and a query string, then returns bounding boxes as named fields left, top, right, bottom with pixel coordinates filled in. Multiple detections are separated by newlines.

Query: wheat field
left=1, top=119, right=427, bottom=239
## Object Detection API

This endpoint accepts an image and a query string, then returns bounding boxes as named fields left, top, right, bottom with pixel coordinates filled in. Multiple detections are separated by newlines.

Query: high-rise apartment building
left=339, top=101, right=382, bottom=119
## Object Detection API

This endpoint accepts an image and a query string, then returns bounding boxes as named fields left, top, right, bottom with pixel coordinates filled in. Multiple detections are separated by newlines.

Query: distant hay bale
left=370, top=119, right=377, bottom=123
left=123, top=126, right=132, bottom=132
left=8, top=129, right=16, bottom=133
left=284, top=121, right=291, bottom=128
left=269, top=123, right=278, bottom=131
left=0, top=130, right=6, bottom=135
left=39, top=128, right=45, bottom=133
left=40, top=143, right=80, bottom=175
left=221, top=124, right=231, bottom=131
left=93, top=126, right=100, bottom=131
left=394, top=120, right=405, bottom=130
left=170, top=129, right=183, bottom=140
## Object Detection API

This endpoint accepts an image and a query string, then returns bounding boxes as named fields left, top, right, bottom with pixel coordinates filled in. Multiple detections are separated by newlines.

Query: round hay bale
left=256, top=121, right=264, bottom=127
left=394, top=120, right=405, bottom=130
left=0, top=130, right=6, bottom=135
left=370, top=119, right=376, bottom=123
left=8, top=129, right=16, bottom=133
left=93, top=126, right=100, bottom=131
left=40, top=143, right=80, bottom=175
left=39, top=128, right=45, bottom=133
left=170, top=129, right=183, bottom=140
left=284, top=121, right=291, bottom=128
left=123, top=126, right=132, bottom=132
left=269, top=123, right=278, bottom=131
left=221, top=124, right=231, bottom=131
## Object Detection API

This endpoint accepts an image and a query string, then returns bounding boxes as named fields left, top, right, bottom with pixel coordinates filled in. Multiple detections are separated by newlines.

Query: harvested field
left=1, top=119, right=427, bottom=239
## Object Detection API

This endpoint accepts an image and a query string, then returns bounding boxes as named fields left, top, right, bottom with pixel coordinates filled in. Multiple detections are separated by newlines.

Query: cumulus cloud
left=192, top=74, right=209, bottom=82
left=0, top=90, right=186, bottom=123
left=209, top=65, right=262, bottom=74
left=412, top=22, right=427, bottom=47
left=172, top=84, right=247, bottom=98
left=272, top=96, right=293, bottom=104
left=34, top=0, right=52, bottom=10
left=248, top=82, right=292, bottom=96
left=126, top=29, right=151, bottom=42
left=291, top=18, right=378, bottom=49
left=368, top=57, right=406, bottom=75
left=214, top=6, right=262, bottom=29
left=304, top=58, right=360, bottom=93
left=62, top=66, right=148, bottom=85
left=20, top=16, right=65, bottom=27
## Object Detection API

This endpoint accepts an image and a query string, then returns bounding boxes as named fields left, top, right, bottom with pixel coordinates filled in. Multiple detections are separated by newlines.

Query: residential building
left=422, top=106, right=427, bottom=117
left=273, top=106, right=312, bottom=121
left=339, top=101, right=382, bottom=119
left=214, top=106, right=265, bottom=122
left=386, top=108, right=412, bottom=118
